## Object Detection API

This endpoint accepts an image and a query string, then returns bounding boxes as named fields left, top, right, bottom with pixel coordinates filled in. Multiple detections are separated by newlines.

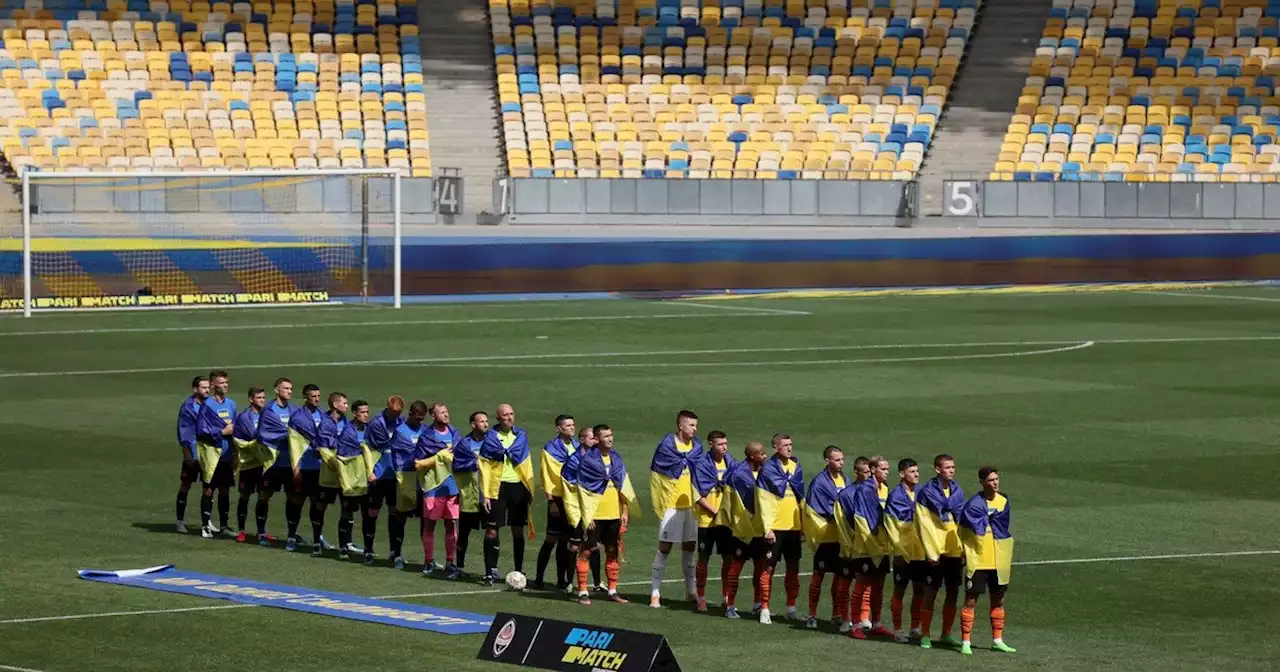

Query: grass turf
left=0, top=287, right=1278, bottom=672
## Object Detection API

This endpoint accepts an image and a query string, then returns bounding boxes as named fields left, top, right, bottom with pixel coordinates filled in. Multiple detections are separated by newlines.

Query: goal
left=6, top=169, right=403, bottom=316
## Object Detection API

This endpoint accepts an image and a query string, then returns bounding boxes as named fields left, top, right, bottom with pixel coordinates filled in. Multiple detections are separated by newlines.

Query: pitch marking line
left=1138, top=290, right=1280, bottom=304
left=668, top=300, right=812, bottom=316
left=0, top=665, right=47, bottom=672
left=9, top=331, right=1280, bottom=379
left=0, top=307, right=793, bottom=338
left=2, top=549, right=1275, bottom=626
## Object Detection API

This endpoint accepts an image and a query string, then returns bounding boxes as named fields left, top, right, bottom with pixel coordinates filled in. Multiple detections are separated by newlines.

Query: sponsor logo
left=562, top=628, right=627, bottom=670
left=494, top=618, right=517, bottom=657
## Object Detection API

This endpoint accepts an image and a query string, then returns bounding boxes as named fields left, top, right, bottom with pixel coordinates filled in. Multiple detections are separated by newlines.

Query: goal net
left=4, top=169, right=402, bottom=315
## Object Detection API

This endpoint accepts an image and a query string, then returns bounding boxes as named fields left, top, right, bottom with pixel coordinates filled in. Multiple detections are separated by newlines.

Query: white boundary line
left=0, top=308, right=792, bottom=338
left=669, top=301, right=811, bottom=316
left=7, top=332, right=1280, bottom=379
left=1138, top=290, right=1280, bottom=304
left=2, top=549, right=1275, bottom=626
left=0, top=664, right=47, bottom=672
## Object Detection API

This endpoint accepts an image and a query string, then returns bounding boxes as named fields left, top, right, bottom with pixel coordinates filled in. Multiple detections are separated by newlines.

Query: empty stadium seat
left=993, top=0, right=1280, bottom=182
left=0, top=0, right=430, bottom=175
left=493, top=0, right=981, bottom=179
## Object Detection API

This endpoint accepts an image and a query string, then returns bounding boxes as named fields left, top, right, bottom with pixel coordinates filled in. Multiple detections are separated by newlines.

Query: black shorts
left=812, top=542, right=841, bottom=574
left=179, top=460, right=199, bottom=486
left=459, top=510, right=483, bottom=530
left=315, top=486, right=340, bottom=505
left=204, top=460, right=235, bottom=489
left=892, top=558, right=930, bottom=587
left=697, top=525, right=733, bottom=557
left=366, top=479, right=396, bottom=510
left=927, top=556, right=965, bottom=590
left=768, top=530, right=802, bottom=565
left=486, top=481, right=530, bottom=528
left=237, top=466, right=264, bottom=493
left=965, top=569, right=1006, bottom=597
left=852, top=556, right=890, bottom=576
left=262, top=465, right=295, bottom=493
left=545, top=497, right=570, bottom=536
left=298, top=469, right=321, bottom=496
left=571, top=519, right=622, bottom=549
left=838, top=556, right=858, bottom=579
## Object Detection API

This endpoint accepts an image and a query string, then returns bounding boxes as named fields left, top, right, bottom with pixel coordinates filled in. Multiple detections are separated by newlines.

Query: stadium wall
left=11, top=230, right=1280, bottom=303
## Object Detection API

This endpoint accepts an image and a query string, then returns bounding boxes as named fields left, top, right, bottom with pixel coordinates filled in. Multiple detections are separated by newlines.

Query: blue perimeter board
left=78, top=566, right=492, bottom=635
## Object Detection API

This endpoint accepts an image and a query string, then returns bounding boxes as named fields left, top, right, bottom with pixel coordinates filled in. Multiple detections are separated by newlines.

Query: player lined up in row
left=175, top=374, right=1015, bottom=655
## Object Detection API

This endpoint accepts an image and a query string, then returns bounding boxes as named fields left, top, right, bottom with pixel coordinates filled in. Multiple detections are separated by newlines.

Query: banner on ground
left=78, top=565, right=491, bottom=635
left=477, top=612, right=680, bottom=672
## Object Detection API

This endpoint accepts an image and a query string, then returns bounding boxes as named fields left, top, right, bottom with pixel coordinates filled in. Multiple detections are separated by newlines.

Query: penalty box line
left=1, top=549, right=1276, bottom=626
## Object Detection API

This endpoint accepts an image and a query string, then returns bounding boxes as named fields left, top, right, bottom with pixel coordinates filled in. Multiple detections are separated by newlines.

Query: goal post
left=10, top=168, right=403, bottom=317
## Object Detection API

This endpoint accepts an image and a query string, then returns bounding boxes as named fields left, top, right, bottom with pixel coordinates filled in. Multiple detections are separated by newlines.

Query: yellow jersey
left=498, top=430, right=521, bottom=484
left=772, top=460, right=801, bottom=532
left=671, top=438, right=695, bottom=509
left=970, top=493, right=1008, bottom=570
left=595, top=454, right=621, bottom=521
left=696, top=457, right=729, bottom=528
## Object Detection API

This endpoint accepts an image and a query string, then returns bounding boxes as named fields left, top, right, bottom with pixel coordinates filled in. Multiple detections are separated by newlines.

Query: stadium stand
left=0, top=0, right=430, bottom=175
left=492, top=0, right=980, bottom=180
left=994, top=0, right=1280, bottom=182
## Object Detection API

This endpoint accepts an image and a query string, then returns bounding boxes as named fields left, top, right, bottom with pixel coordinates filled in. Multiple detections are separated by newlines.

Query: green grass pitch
left=1, top=287, right=1278, bottom=672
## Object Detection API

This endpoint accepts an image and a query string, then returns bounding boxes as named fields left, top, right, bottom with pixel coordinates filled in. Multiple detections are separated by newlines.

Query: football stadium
left=1, top=0, right=1280, bottom=669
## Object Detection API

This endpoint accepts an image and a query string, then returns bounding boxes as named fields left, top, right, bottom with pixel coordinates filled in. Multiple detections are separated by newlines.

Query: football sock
left=834, top=576, right=851, bottom=623
left=990, top=607, right=1005, bottom=641
left=236, top=496, right=250, bottom=532
left=681, top=549, right=697, bottom=595
left=724, top=557, right=744, bottom=607
left=389, top=515, right=405, bottom=557
left=217, top=492, right=230, bottom=528
left=576, top=553, right=591, bottom=593
left=942, top=604, right=957, bottom=637
left=535, top=540, right=555, bottom=583
left=605, top=550, right=620, bottom=592
left=891, top=595, right=905, bottom=630
left=852, top=580, right=869, bottom=624
left=362, top=512, right=377, bottom=553
left=456, top=519, right=472, bottom=568
left=961, top=606, right=975, bottom=642
left=556, top=541, right=574, bottom=586
left=590, top=551, right=602, bottom=585
left=720, top=557, right=731, bottom=604
left=255, top=500, right=269, bottom=536
left=310, top=504, right=325, bottom=547
left=337, top=508, right=353, bottom=550
left=784, top=567, right=800, bottom=607
left=199, top=494, right=213, bottom=529
left=920, top=607, right=934, bottom=637
left=422, top=520, right=436, bottom=563
left=752, top=562, right=764, bottom=607
left=175, top=491, right=188, bottom=522
left=830, top=575, right=844, bottom=621
left=650, top=551, right=668, bottom=597
left=443, top=520, right=458, bottom=564
left=695, top=558, right=709, bottom=598
left=808, top=572, right=824, bottom=618
left=756, top=564, right=774, bottom=608
left=860, top=582, right=872, bottom=623
left=285, top=500, right=301, bottom=540
left=910, top=593, right=923, bottom=630
left=870, top=577, right=884, bottom=624
left=483, top=534, right=500, bottom=575
left=511, top=529, right=526, bottom=573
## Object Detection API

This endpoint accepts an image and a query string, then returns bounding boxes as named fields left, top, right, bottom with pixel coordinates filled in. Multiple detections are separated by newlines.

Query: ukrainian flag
left=648, top=434, right=704, bottom=518
left=255, top=401, right=297, bottom=469
left=756, top=455, right=804, bottom=533
left=564, top=448, right=637, bottom=528
left=540, top=437, right=578, bottom=499
left=418, top=449, right=455, bottom=494
left=319, top=422, right=372, bottom=496
left=959, top=492, right=1014, bottom=585
left=691, top=452, right=737, bottom=527
left=916, top=478, right=966, bottom=562
left=316, top=414, right=348, bottom=490
left=286, top=409, right=322, bottom=472
left=193, top=402, right=228, bottom=483
left=884, top=483, right=926, bottom=562
left=850, top=479, right=891, bottom=564
left=723, top=461, right=764, bottom=542
left=802, top=469, right=843, bottom=549
left=232, top=409, right=275, bottom=472
left=478, top=427, right=533, bottom=499
left=453, top=436, right=481, bottom=514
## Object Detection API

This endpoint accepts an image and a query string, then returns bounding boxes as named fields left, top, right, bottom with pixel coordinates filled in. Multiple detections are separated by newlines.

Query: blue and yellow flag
left=453, top=435, right=482, bottom=514
left=723, top=461, right=764, bottom=542
left=884, top=483, right=926, bottom=562
left=255, top=400, right=297, bottom=469
left=540, top=436, right=578, bottom=499
left=691, top=452, right=736, bottom=526
left=802, top=469, right=844, bottom=549
left=418, top=449, right=455, bottom=495
left=756, top=455, right=804, bottom=533
left=193, top=401, right=228, bottom=483
left=850, top=479, right=891, bottom=563
left=286, top=406, right=324, bottom=472
left=563, top=448, right=637, bottom=528
left=478, top=427, right=533, bottom=499
left=231, top=408, right=274, bottom=472
left=316, top=413, right=349, bottom=490
left=317, top=422, right=371, bottom=496
left=959, top=492, right=1014, bottom=585
left=916, top=478, right=965, bottom=561
left=648, top=434, right=704, bottom=518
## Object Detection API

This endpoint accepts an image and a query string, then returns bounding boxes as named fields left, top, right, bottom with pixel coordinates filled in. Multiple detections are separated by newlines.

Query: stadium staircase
left=917, top=0, right=1052, bottom=213
left=418, top=0, right=504, bottom=218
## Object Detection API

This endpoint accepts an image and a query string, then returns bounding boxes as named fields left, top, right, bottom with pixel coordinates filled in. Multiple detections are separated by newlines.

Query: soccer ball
left=505, top=571, right=527, bottom=591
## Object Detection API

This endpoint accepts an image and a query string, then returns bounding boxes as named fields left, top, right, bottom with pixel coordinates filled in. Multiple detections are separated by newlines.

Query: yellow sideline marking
left=0, top=238, right=337, bottom=252
left=683, top=281, right=1260, bottom=302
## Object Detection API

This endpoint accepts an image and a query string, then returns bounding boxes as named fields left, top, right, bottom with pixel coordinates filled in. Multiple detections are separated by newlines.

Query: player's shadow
left=132, top=521, right=199, bottom=535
